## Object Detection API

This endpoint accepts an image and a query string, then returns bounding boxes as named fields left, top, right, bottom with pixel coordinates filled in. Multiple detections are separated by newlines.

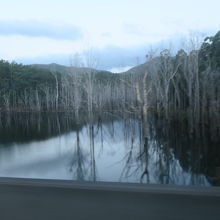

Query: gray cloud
left=15, top=33, right=207, bottom=70
left=122, top=23, right=145, bottom=36
left=0, top=20, right=82, bottom=40
left=15, top=45, right=148, bottom=70
left=96, top=45, right=147, bottom=69
left=101, top=32, right=112, bottom=38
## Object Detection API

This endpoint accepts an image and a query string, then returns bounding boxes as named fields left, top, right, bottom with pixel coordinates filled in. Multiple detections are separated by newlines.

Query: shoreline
left=0, top=177, right=220, bottom=196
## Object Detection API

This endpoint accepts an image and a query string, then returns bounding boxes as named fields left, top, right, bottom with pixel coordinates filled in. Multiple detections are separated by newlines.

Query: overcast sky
left=0, top=0, right=219, bottom=71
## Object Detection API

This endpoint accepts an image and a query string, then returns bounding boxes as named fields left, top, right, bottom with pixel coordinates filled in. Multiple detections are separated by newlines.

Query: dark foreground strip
left=0, top=177, right=220, bottom=220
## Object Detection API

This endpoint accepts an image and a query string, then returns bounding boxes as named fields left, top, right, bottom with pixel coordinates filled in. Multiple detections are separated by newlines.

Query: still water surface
left=0, top=113, right=219, bottom=186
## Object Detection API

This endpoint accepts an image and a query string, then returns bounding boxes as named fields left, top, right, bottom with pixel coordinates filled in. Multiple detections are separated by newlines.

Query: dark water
left=0, top=112, right=219, bottom=186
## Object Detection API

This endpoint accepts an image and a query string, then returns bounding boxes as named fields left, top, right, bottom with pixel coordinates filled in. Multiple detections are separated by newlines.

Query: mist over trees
left=0, top=31, right=219, bottom=140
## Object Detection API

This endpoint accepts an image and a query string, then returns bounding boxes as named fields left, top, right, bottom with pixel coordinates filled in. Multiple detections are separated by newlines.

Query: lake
left=0, top=112, right=219, bottom=186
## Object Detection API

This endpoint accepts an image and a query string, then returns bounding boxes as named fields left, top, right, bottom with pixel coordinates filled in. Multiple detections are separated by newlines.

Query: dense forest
left=0, top=31, right=220, bottom=140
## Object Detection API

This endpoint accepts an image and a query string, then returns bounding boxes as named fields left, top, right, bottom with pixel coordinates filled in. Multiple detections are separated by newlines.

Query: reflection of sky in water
left=0, top=119, right=210, bottom=186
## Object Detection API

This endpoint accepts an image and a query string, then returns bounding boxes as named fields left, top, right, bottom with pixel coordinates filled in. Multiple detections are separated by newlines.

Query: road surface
left=0, top=177, right=220, bottom=220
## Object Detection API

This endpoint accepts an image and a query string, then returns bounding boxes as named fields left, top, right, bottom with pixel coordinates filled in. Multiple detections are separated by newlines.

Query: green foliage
left=0, top=60, right=56, bottom=90
left=199, top=31, right=220, bottom=71
left=0, top=60, right=59, bottom=110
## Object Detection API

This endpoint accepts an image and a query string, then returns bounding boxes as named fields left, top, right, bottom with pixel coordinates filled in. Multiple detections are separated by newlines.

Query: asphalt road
left=0, top=177, right=220, bottom=220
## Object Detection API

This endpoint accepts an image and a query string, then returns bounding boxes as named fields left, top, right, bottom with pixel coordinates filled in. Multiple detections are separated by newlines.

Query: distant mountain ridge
left=30, top=63, right=99, bottom=74
left=30, top=62, right=147, bottom=75
left=121, top=62, right=147, bottom=74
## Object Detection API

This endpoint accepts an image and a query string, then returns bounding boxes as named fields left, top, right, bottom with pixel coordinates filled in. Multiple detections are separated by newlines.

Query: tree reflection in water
left=0, top=112, right=219, bottom=186
left=69, top=129, right=89, bottom=181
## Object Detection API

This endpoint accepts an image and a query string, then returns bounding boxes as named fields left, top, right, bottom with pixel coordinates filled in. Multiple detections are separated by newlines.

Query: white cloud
left=0, top=0, right=219, bottom=67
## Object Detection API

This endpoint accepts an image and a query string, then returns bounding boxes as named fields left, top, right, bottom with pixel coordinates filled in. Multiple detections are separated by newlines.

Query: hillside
left=31, top=63, right=100, bottom=74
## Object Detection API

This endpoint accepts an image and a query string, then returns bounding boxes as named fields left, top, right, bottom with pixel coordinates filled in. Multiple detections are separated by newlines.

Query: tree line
left=0, top=31, right=219, bottom=137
